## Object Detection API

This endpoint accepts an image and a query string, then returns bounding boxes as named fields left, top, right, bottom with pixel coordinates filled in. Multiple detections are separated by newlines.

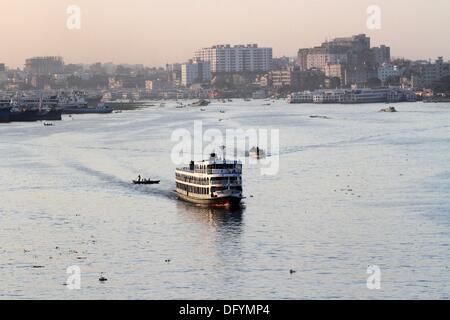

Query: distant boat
left=85, top=92, right=103, bottom=107
left=9, top=94, right=62, bottom=122
left=133, top=178, right=160, bottom=185
left=10, top=107, right=62, bottom=122
left=247, top=147, right=266, bottom=159
left=0, top=106, right=11, bottom=123
left=9, top=108, right=40, bottom=122
left=62, top=103, right=113, bottom=114
left=191, top=99, right=210, bottom=107
left=40, top=108, right=63, bottom=121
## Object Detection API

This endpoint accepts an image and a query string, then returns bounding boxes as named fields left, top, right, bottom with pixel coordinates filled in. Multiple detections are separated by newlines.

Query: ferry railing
left=177, top=168, right=242, bottom=175
left=206, top=169, right=242, bottom=175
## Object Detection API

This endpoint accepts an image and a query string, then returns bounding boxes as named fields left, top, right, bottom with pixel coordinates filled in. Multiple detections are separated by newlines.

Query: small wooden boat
left=132, top=179, right=160, bottom=185
left=247, top=147, right=266, bottom=159
left=191, top=99, right=210, bottom=107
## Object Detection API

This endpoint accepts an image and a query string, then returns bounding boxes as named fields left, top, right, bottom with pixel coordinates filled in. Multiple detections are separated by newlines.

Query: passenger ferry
left=175, top=153, right=243, bottom=207
left=289, top=88, right=416, bottom=104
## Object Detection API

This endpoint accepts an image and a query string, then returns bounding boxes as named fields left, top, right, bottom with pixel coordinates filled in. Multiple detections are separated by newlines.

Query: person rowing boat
left=133, top=176, right=160, bottom=185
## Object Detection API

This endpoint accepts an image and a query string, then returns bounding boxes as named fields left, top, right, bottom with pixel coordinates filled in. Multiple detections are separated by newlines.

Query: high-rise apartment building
left=194, top=44, right=273, bottom=73
left=296, top=34, right=385, bottom=85
left=377, top=64, right=401, bottom=83
left=25, top=56, right=64, bottom=75
left=305, top=47, right=348, bottom=71
left=181, top=59, right=211, bottom=86
left=372, top=45, right=391, bottom=65
left=420, top=57, right=450, bottom=86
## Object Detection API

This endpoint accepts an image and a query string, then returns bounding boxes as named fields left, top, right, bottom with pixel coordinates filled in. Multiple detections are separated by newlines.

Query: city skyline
left=1, top=0, right=450, bottom=68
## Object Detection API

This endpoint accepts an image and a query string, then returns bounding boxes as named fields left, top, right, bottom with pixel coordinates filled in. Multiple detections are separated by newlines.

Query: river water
left=0, top=100, right=449, bottom=299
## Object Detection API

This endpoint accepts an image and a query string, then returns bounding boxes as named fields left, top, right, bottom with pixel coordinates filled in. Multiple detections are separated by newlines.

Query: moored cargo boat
left=9, top=94, right=62, bottom=122
left=10, top=108, right=41, bottom=122
left=0, top=96, right=11, bottom=123
left=0, top=106, right=11, bottom=123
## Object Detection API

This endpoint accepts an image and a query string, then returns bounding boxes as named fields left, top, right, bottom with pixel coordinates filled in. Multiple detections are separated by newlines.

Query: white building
left=194, top=44, right=273, bottom=73
left=377, top=64, right=401, bottom=83
left=181, top=59, right=211, bottom=87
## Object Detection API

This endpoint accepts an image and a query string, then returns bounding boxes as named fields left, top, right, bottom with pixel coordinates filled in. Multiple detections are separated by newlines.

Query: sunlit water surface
left=1, top=100, right=449, bottom=299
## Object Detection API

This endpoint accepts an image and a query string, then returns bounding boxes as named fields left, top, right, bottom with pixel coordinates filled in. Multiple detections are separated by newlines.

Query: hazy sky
left=1, top=0, right=449, bottom=68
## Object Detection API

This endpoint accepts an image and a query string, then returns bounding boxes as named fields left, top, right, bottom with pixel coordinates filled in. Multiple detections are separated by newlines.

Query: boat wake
left=280, top=132, right=394, bottom=156
left=64, top=159, right=174, bottom=200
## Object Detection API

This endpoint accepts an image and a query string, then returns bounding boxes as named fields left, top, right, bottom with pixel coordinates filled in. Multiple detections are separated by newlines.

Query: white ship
left=287, top=91, right=313, bottom=103
left=288, top=88, right=416, bottom=104
left=175, top=153, right=243, bottom=207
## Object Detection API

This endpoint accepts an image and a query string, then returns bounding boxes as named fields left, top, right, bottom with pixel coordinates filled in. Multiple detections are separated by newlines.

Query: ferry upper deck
left=176, top=159, right=242, bottom=177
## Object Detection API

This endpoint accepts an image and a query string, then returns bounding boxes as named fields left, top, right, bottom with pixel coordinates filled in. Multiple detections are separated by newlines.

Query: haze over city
left=1, top=0, right=449, bottom=68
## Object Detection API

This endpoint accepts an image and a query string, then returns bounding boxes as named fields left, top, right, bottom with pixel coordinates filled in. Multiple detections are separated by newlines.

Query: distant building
left=325, top=64, right=346, bottom=83
left=145, top=80, right=154, bottom=92
left=145, top=79, right=171, bottom=92
left=270, top=69, right=293, bottom=88
left=255, top=74, right=269, bottom=87
left=420, top=57, right=450, bottom=87
left=108, top=77, right=123, bottom=90
left=377, top=64, right=401, bottom=83
left=323, top=34, right=371, bottom=52
left=297, top=34, right=382, bottom=86
left=306, top=47, right=348, bottom=71
left=270, top=67, right=301, bottom=88
left=89, top=62, right=105, bottom=75
left=372, top=45, right=391, bottom=65
left=345, top=66, right=376, bottom=86
left=0, top=63, right=6, bottom=85
left=25, top=56, right=64, bottom=75
left=272, top=57, right=291, bottom=70
left=194, top=44, right=273, bottom=73
left=166, top=63, right=182, bottom=85
left=30, top=75, right=53, bottom=89
left=181, top=59, right=211, bottom=87
left=296, top=49, right=309, bottom=71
